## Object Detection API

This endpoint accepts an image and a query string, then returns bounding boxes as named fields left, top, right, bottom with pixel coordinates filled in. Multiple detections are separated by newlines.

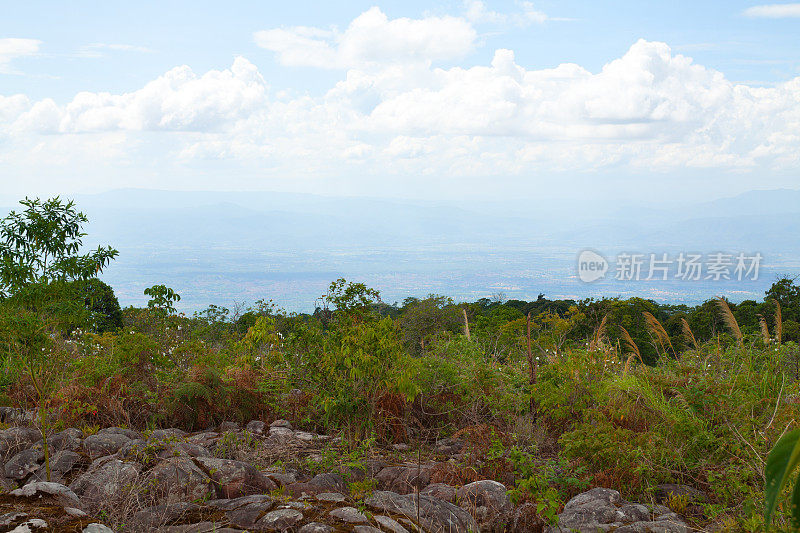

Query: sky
left=1, top=1, right=800, bottom=204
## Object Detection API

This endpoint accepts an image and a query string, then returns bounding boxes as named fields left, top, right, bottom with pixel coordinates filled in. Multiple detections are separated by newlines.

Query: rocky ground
left=0, top=409, right=691, bottom=532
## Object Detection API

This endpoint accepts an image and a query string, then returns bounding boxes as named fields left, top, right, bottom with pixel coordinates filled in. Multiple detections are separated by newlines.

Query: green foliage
left=0, top=197, right=117, bottom=297
left=765, top=428, right=800, bottom=529
left=144, top=284, right=181, bottom=314
left=506, top=444, right=588, bottom=524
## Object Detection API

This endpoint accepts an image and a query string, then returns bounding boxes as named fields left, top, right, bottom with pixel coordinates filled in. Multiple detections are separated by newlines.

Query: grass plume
left=716, top=297, right=743, bottom=346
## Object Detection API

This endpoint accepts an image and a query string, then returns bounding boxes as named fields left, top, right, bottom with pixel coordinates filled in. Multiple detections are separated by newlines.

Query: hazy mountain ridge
left=1, top=188, right=797, bottom=311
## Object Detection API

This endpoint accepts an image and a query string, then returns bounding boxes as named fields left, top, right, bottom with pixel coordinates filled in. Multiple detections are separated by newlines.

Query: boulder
left=194, top=456, right=276, bottom=498
left=133, top=502, right=200, bottom=529
left=0, top=427, right=41, bottom=460
left=245, top=420, right=266, bottom=435
left=376, top=464, right=432, bottom=494
left=146, top=457, right=212, bottom=503
left=71, top=456, right=142, bottom=503
left=48, top=428, right=83, bottom=452
left=98, top=427, right=142, bottom=440
left=83, top=433, right=131, bottom=459
left=374, top=515, right=411, bottom=533
left=457, top=479, right=512, bottom=531
left=421, top=482, right=457, bottom=502
left=82, top=525, right=114, bottom=533
left=545, top=488, right=688, bottom=533
left=10, top=481, right=81, bottom=508
left=4, top=448, right=43, bottom=480
left=254, top=508, right=304, bottom=529
left=298, top=523, right=334, bottom=533
left=308, top=472, right=347, bottom=492
left=329, top=506, right=370, bottom=524
left=365, top=490, right=479, bottom=533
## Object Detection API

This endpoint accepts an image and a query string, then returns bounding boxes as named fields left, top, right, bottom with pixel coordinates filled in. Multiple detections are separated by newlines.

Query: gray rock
left=0, top=512, right=27, bottom=528
left=48, top=428, right=82, bottom=452
left=421, top=482, right=457, bottom=502
left=83, top=433, right=131, bottom=459
left=98, top=427, right=142, bottom=440
left=4, top=449, right=43, bottom=480
left=270, top=419, right=293, bottom=429
left=620, top=503, right=652, bottom=522
left=457, top=479, right=512, bottom=531
left=133, top=502, right=200, bottom=529
left=435, top=438, right=464, bottom=455
left=294, top=430, right=316, bottom=441
left=329, top=506, right=369, bottom=524
left=376, top=464, right=431, bottom=494
left=50, top=449, right=83, bottom=475
left=165, top=523, right=240, bottom=533
left=365, top=490, right=479, bottom=533
left=149, top=428, right=187, bottom=441
left=10, top=481, right=81, bottom=508
left=206, top=494, right=274, bottom=510
left=298, top=523, right=334, bottom=533
left=315, top=491, right=346, bottom=502
left=194, top=456, right=277, bottom=498
left=265, top=471, right=296, bottom=486
left=375, top=515, right=410, bottom=533
left=308, top=472, right=346, bottom=492
left=71, top=456, right=142, bottom=503
left=545, top=488, right=689, bottom=533
left=245, top=420, right=266, bottom=434
left=219, top=421, right=239, bottom=432
left=146, top=457, right=212, bottom=503
left=0, top=427, right=41, bottom=460
left=254, top=508, right=304, bottom=529
left=82, top=524, right=114, bottom=533
left=10, top=518, right=48, bottom=531
left=226, top=498, right=275, bottom=528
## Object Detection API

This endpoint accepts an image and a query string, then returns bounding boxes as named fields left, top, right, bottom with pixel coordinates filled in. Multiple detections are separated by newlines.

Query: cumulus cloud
left=2, top=31, right=800, bottom=182
left=0, top=38, right=41, bottom=73
left=743, top=3, right=800, bottom=17
left=254, top=7, right=476, bottom=69
left=6, top=57, right=267, bottom=133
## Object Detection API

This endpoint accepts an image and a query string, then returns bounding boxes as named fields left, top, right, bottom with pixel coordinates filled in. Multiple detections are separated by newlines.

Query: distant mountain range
left=1, top=188, right=798, bottom=312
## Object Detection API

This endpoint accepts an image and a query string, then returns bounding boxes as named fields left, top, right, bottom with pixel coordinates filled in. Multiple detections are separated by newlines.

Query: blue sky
left=1, top=1, right=799, bottom=203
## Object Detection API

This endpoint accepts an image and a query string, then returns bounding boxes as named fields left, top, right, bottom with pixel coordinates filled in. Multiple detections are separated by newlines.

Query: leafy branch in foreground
left=765, top=428, right=800, bottom=529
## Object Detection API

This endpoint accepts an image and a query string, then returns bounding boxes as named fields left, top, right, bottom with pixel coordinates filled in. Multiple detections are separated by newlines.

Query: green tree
left=399, top=295, right=461, bottom=354
left=0, top=197, right=117, bottom=297
left=144, top=284, right=181, bottom=314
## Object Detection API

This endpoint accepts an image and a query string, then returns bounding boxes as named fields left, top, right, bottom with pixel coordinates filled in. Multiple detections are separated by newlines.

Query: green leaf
left=792, top=471, right=800, bottom=528
left=765, top=428, right=800, bottom=528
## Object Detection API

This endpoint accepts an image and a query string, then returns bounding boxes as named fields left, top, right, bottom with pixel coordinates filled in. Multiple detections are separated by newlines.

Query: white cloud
left=254, top=7, right=476, bottom=69
left=465, top=1, right=548, bottom=25
left=2, top=29, right=800, bottom=186
left=7, top=56, right=267, bottom=133
left=0, top=38, right=41, bottom=73
left=743, top=3, right=800, bottom=17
